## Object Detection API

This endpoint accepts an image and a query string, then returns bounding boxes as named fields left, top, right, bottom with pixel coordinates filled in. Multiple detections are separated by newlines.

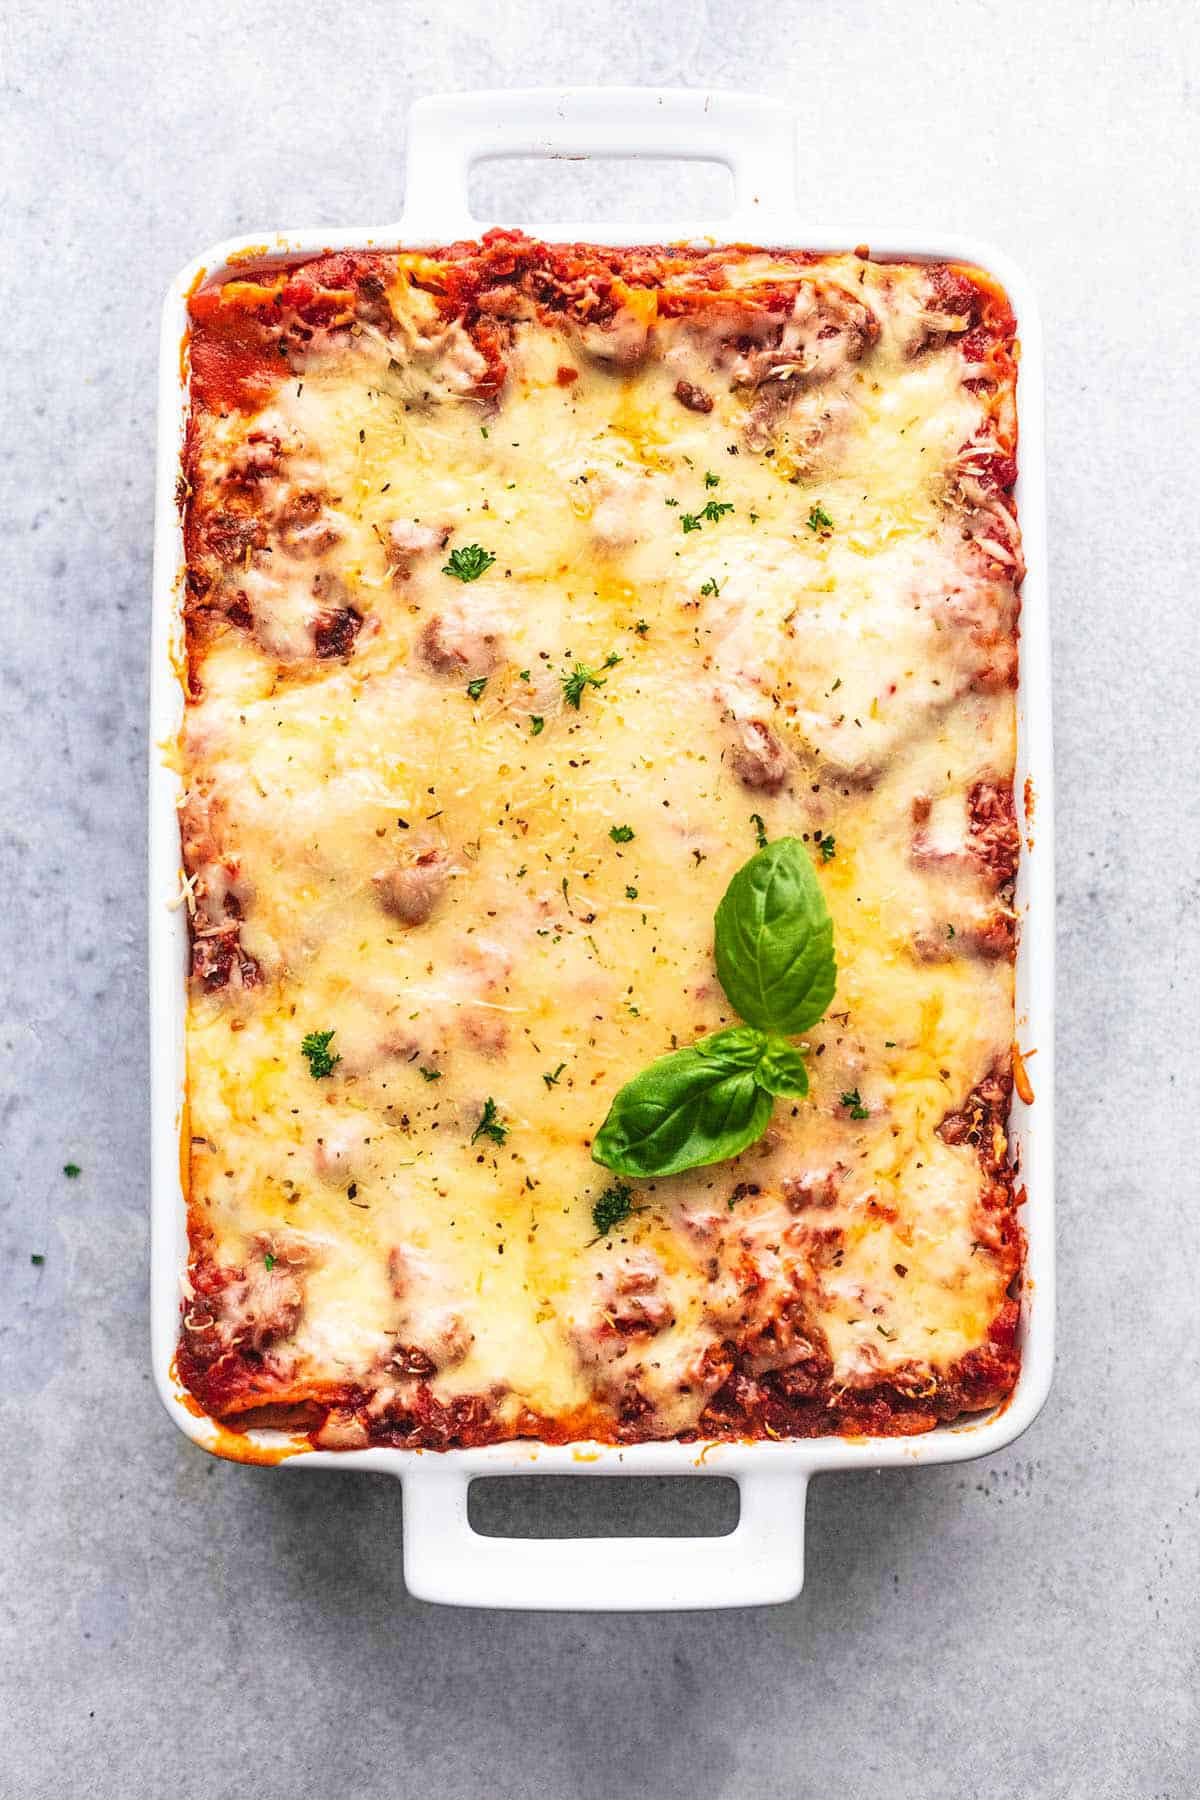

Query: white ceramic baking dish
left=150, top=86, right=1054, bottom=1610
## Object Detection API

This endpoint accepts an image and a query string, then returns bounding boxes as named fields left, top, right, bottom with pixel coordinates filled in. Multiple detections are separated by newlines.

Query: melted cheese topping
left=181, top=250, right=1019, bottom=1440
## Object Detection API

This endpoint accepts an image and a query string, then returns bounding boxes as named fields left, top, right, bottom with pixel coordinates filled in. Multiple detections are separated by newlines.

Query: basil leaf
left=713, top=838, right=836, bottom=1036
left=592, top=1026, right=772, bottom=1178
left=755, top=1035, right=810, bottom=1098
left=694, top=1024, right=767, bottom=1067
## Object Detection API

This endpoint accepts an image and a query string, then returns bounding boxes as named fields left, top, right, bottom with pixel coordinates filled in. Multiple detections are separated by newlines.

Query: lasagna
left=175, top=233, right=1025, bottom=1450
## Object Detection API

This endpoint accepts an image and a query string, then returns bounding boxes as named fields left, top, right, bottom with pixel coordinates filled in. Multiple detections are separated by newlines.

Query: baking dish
left=150, top=85, right=1054, bottom=1609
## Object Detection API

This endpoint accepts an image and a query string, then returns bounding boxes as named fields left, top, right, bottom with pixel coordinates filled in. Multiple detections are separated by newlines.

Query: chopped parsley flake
left=301, top=1030, right=341, bottom=1080
left=471, top=1097, right=508, bottom=1147
left=264, top=1252, right=276, bottom=1271
left=634, top=619, right=650, bottom=636
left=625, top=884, right=639, bottom=900
left=841, top=1088, right=869, bottom=1120
left=807, top=503, right=834, bottom=533
left=442, top=543, right=495, bottom=582
left=684, top=498, right=734, bottom=531
left=750, top=813, right=768, bottom=850
left=815, top=832, right=836, bottom=863
left=700, top=576, right=722, bottom=597
left=543, top=1063, right=566, bottom=1089
left=419, top=1067, right=442, bottom=1082
left=30, top=1253, right=44, bottom=1266
left=561, top=652, right=621, bottom=709
left=466, top=676, right=488, bottom=701
left=530, top=715, right=545, bottom=735
left=63, top=1163, right=81, bottom=1179
left=704, top=471, right=720, bottom=487
left=591, top=1181, right=640, bottom=1237
left=609, top=824, right=635, bottom=844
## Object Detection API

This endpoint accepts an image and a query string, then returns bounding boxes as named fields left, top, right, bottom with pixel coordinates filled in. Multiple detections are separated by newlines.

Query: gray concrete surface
left=2, top=2, right=1197, bottom=1795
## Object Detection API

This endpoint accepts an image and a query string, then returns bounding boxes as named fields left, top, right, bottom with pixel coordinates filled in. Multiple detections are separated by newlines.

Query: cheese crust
left=176, top=234, right=1024, bottom=1449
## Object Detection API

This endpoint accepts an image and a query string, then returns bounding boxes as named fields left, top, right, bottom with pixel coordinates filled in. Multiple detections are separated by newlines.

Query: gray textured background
left=2, top=2, right=1197, bottom=1796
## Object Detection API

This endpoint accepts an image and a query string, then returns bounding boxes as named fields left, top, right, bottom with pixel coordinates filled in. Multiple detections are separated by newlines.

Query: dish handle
left=401, top=1466, right=807, bottom=1610
left=399, top=87, right=797, bottom=241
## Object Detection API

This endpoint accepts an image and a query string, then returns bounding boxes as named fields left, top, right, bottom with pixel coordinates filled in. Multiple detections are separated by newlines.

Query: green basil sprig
left=592, top=839, right=836, bottom=1178
left=713, top=837, right=836, bottom=1034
